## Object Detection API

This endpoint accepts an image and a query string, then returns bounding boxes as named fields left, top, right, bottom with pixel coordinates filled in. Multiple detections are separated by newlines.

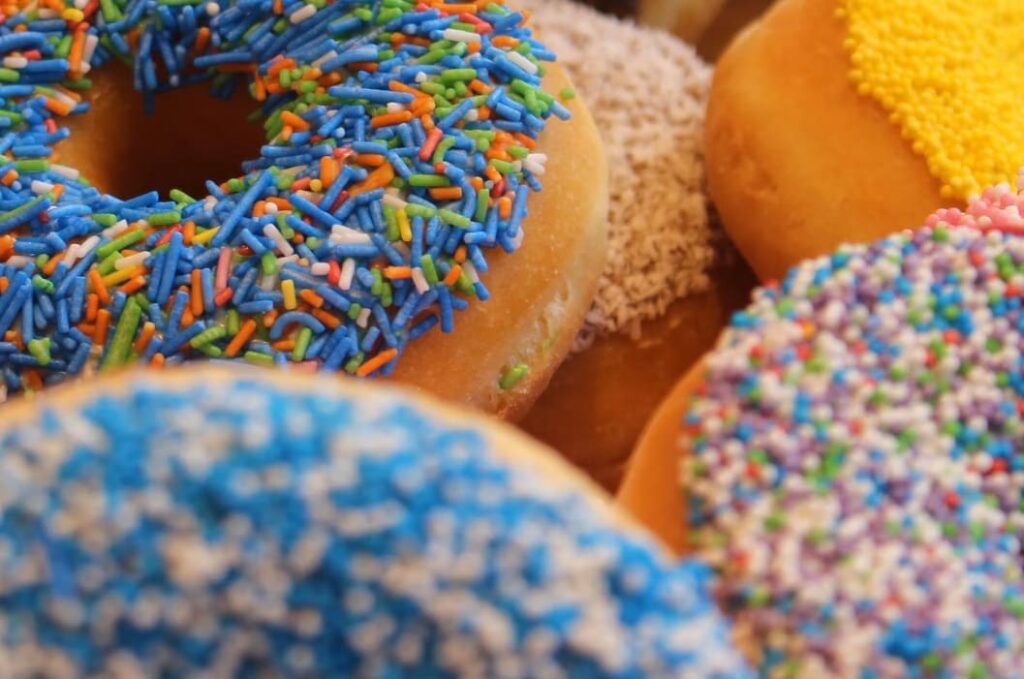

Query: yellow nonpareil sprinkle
left=840, top=0, right=1024, bottom=200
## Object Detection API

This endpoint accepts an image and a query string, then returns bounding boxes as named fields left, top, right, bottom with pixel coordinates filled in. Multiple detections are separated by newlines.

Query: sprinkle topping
left=0, top=0, right=566, bottom=397
left=841, top=0, right=1024, bottom=200
left=686, top=179, right=1024, bottom=676
left=0, top=368, right=748, bottom=677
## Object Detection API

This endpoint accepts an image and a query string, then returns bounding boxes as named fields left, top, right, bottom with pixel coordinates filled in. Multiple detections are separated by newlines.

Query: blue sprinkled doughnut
left=0, top=365, right=747, bottom=677
left=0, top=0, right=605, bottom=414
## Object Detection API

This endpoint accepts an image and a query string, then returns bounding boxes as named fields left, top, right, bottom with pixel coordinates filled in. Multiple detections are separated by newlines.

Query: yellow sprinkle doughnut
left=841, top=0, right=1024, bottom=200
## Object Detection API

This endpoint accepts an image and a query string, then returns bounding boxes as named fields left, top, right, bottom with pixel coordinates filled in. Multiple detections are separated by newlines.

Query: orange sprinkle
left=311, top=308, right=341, bottom=329
left=43, top=96, right=74, bottom=117
left=429, top=186, right=463, bottom=201
left=443, top=264, right=462, bottom=287
left=410, top=98, right=435, bottom=117
left=183, top=220, right=196, bottom=245
left=67, top=24, right=86, bottom=75
left=1, top=170, right=17, bottom=186
left=354, top=153, right=386, bottom=167
left=319, top=156, right=339, bottom=188
left=0, top=278, right=6, bottom=294
left=118, top=276, right=146, bottom=295
left=298, top=289, right=324, bottom=308
left=272, top=339, right=296, bottom=352
left=180, top=307, right=194, bottom=328
left=454, top=246, right=467, bottom=263
left=355, top=348, right=399, bottom=377
left=133, top=321, right=155, bottom=354
left=252, top=201, right=266, bottom=219
left=194, top=26, right=210, bottom=53
left=492, top=35, right=518, bottom=48
left=225, top=319, right=257, bottom=358
left=22, top=370, right=42, bottom=392
left=88, top=268, right=110, bottom=304
left=42, top=255, right=60, bottom=276
left=514, top=132, right=536, bottom=150
left=498, top=196, right=512, bottom=219
left=350, top=163, right=395, bottom=196
left=267, top=57, right=296, bottom=76
left=263, top=308, right=278, bottom=328
left=383, top=266, right=412, bottom=279
left=150, top=353, right=165, bottom=367
left=469, top=79, right=491, bottom=95
left=93, top=309, right=110, bottom=345
left=190, top=269, right=203, bottom=316
left=281, top=110, right=310, bottom=131
left=370, top=110, right=413, bottom=129
left=85, top=293, right=97, bottom=322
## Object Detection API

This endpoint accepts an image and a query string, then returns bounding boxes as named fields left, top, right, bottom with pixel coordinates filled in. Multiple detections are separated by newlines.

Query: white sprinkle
left=102, top=219, right=129, bottom=239
left=329, top=224, right=371, bottom=245
left=411, top=268, right=429, bottom=294
left=441, top=28, right=480, bottom=44
left=356, top=308, right=371, bottom=328
left=339, top=258, right=356, bottom=290
left=205, top=1, right=219, bottom=15
left=114, top=251, right=150, bottom=270
left=264, top=201, right=279, bottom=215
left=2, top=57, right=27, bottom=69
left=310, top=262, right=330, bottom=276
left=30, top=180, right=53, bottom=195
left=289, top=3, right=316, bottom=24
left=506, top=51, right=538, bottom=75
left=82, top=34, right=99, bottom=65
left=49, top=164, right=80, bottom=181
left=263, top=224, right=294, bottom=256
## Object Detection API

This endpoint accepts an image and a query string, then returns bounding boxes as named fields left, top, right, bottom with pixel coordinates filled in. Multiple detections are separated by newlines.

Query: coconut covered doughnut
left=0, top=0, right=606, bottom=418
left=0, top=365, right=749, bottom=677
left=620, top=182, right=1024, bottom=676
left=706, top=0, right=1024, bottom=280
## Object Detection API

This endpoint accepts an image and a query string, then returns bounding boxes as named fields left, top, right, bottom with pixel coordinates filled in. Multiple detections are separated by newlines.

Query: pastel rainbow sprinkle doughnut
left=0, top=0, right=567, bottom=397
left=0, top=366, right=748, bottom=677
left=682, top=179, right=1024, bottom=676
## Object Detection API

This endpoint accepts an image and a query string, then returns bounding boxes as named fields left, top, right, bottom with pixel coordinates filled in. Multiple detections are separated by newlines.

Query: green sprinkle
left=226, top=309, right=240, bottom=336
left=292, top=327, right=313, bottom=361
left=146, top=211, right=181, bottom=226
left=189, top=325, right=226, bottom=349
left=169, top=189, right=196, bottom=205
left=439, top=209, right=470, bottom=228
left=559, top=87, right=576, bottom=100
left=244, top=351, right=275, bottom=366
left=498, top=363, right=528, bottom=390
left=26, top=338, right=50, bottom=366
left=13, top=159, right=47, bottom=173
left=30, top=273, right=54, bottom=294
left=420, top=255, right=439, bottom=285
left=100, top=299, right=142, bottom=370
left=96, top=227, right=146, bottom=259
left=408, top=174, right=451, bottom=188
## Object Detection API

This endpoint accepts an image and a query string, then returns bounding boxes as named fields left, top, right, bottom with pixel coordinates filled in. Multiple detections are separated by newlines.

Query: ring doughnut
left=0, top=0, right=606, bottom=417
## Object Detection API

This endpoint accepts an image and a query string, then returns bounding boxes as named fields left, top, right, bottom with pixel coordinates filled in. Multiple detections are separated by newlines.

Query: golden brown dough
left=705, top=0, right=942, bottom=281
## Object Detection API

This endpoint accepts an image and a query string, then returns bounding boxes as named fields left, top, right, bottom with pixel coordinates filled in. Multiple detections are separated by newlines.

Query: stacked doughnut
left=622, top=181, right=1024, bottom=676
left=0, top=365, right=749, bottom=677
left=0, top=0, right=607, bottom=416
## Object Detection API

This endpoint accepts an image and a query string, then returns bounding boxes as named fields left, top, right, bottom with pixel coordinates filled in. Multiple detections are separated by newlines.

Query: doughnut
left=638, top=0, right=726, bottom=43
left=705, top=0, right=1024, bottom=280
left=512, top=0, right=754, bottom=489
left=0, top=0, right=607, bottom=418
left=620, top=182, right=1024, bottom=675
left=0, top=364, right=749, bottom=677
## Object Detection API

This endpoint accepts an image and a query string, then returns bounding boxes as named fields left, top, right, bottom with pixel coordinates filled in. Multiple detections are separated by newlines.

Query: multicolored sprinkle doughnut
left=0, top=365, right=748, bottom=677
left=0, top=0, right=602, bottom=414
left=625, top=178, right=1024, bottom=677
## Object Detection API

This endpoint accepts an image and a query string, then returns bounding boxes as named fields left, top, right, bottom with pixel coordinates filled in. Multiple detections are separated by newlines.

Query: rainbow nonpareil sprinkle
left=0, top=368, right=750, bottom=676
left=685, top=177, right=1024, bottom=677
left=0, top=0, right=566, bottom=396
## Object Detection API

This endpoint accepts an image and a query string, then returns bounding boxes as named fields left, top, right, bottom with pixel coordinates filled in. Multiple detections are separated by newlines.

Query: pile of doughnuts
left=8, top=0, right=1024, bottom=676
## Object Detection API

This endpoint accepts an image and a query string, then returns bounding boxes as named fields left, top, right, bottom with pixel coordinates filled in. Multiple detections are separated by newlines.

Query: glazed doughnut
left=621, top=182, right=1024, bottom=675
left=0, top=0, right=606, bottom=418
left=706, top=0, right=1024, bottom=280
left=0, top=364, right=749, bottom=677
left=512, top=0, right=753, bottom=489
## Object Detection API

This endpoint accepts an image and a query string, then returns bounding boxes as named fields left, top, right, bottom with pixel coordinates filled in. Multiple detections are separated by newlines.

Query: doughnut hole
left=59, top=63, right=265, bottom=199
